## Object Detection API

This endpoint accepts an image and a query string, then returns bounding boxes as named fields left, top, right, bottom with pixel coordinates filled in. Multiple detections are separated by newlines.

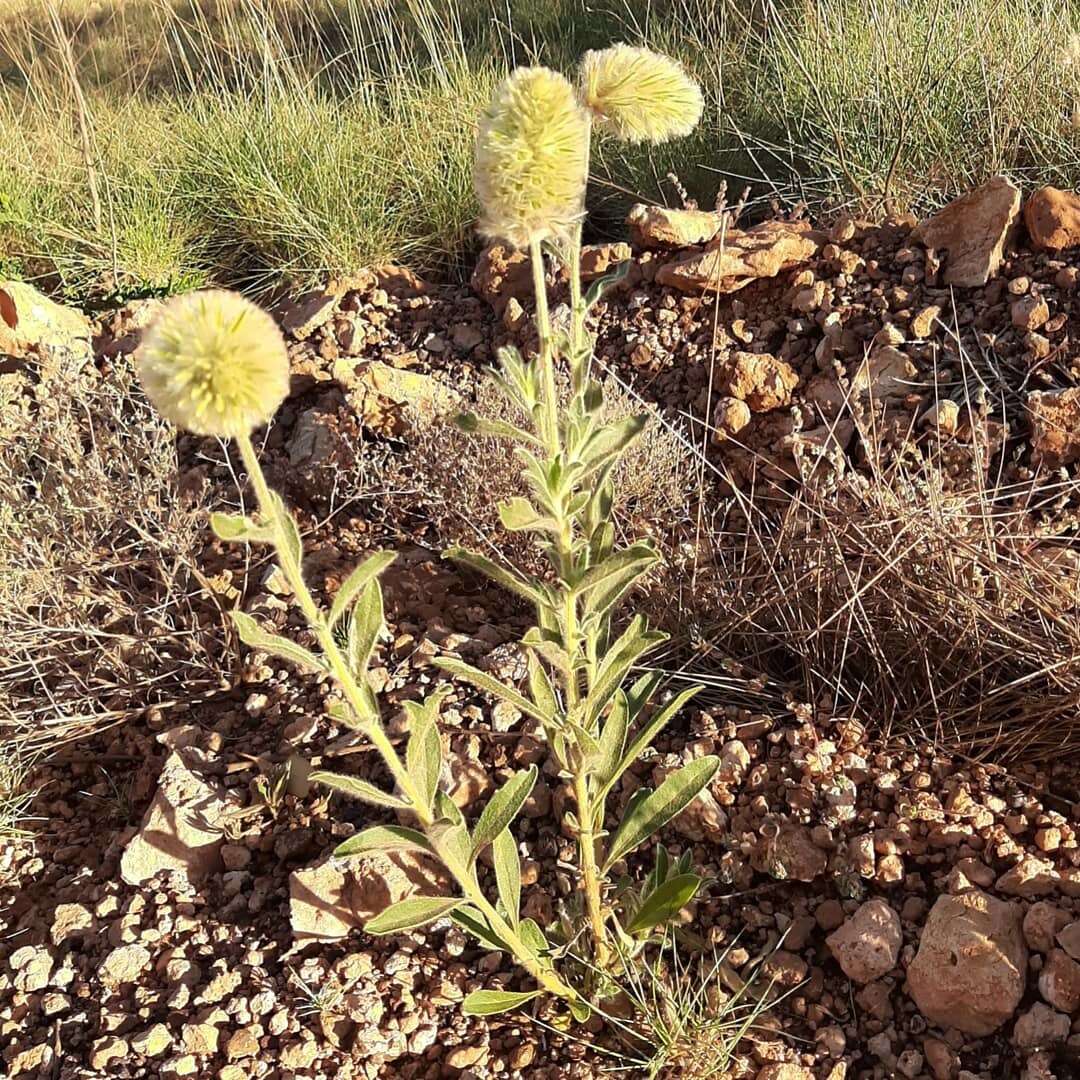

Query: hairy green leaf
left=210, top=511, right=274, bottom=544
left=328, top=550, right=396, bottom=628
left=347, top=579, right=384, bottom=677
left=579, top=413, right=648, bottom=479
left=526, top=652, right=559, bottom=720
left=365, top=896, right=460, bottom=935
left=518, top=918, right=549, bottom=959
left=435, top=789, right=466, bottom=827
left=498, top=497, right=560, bottom=535
left=603, top=756, right=719, bottom=871
left=493, top=828, right=522, bottom=927
left=429, top=819, right=473, bottom=870
left=334, top=825, right=433, bottom=857
left=462, top=989, right=540, bottom=1016
left=230, top=611, right=324, bottom=674
left=267, top=491, right=303, bottom=569
left=584, top=615, right=667, bottom=725
left=310, top=770, right=408, bottom=810
left=453, top=905, right=509, bottom=952
left=433, top=657, right=544, bottom=721
left=455, top=412, right=542, bottom=447
left=625, top=873, right=703, bottom=935
left=574, top=542, right=658, bottom=613
left=596, top=690, right=629, bottom=784
left=584, top=259, right=630, bottom=309
left=404, top=691, right=447, bottom=814
left=445, top=547, right=543, bottom=606
left=600, top=685, right=703, bottom=801
left=473, top=767, right=537, bottom=854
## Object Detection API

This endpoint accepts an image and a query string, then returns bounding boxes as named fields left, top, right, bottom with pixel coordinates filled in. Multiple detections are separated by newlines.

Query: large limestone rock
left=907, top=889, right=1027, bottom=1035
left=0, top=281, right=91, bottom=357
left=289, top=851, right=450, bottom=942
left=1024, top=186, right=1080, bottom=251
left=656, top=219, right=820, bottom=294
left=627, top=203, right=728, bottom=248
left=826, top=899, right=902, bottom=984
left=339, top=360, right=461, bottom=433
left=910, top=175, right=1020, bottom=287
left=120, top=749, right=236, bottom=887
left=1027, top=388, right=1080, bottom=469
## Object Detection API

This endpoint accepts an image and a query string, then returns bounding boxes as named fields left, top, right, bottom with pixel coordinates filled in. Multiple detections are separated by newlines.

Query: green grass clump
left=4, top=0, right=1080, bottom=299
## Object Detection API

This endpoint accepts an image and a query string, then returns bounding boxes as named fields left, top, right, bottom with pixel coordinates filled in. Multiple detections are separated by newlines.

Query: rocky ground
left=4, top=175, right=1080, bottom=1078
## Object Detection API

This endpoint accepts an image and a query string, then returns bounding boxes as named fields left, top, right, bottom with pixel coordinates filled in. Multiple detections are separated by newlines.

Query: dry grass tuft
left=705, top=436, right=1080, bottom=762
left=0, top=349, right=227, bottom=753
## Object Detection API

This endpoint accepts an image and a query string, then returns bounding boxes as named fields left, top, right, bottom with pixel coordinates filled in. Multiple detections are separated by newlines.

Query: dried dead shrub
left=395, top=375, right=700, bottom=620
left=0, top=351, right=226, bottom=752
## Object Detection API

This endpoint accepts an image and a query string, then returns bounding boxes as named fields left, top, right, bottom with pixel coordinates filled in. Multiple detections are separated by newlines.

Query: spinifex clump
left=439, top=47, right=715, bottom=974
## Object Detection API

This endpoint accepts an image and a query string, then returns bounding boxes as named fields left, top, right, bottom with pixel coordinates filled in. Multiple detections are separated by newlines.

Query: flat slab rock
left=655, top=219, right=820, bottom=294
left=911, top=174, right=1021, bottom=287
left=289, top=851, right=450, bottom=942
left=120, top=748, right=237, bottom=887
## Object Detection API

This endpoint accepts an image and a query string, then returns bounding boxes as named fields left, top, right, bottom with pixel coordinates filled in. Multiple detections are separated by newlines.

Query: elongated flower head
left=579, top=45, right=703, bottom=143
left=137, top=289, right=289, bottom=438
left=475, top=66, right=589, bottom=247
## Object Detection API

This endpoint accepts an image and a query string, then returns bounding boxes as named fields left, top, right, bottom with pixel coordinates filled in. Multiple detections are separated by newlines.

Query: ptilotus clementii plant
left=438, top=45, right=715, bottom=981
left=135, top=289, right=581, bottom=1018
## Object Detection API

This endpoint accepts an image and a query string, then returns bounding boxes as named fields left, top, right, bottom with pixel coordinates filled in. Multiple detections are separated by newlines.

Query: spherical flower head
left=475, top=66, right=589, bottom=248
left=579, top=45, right=703, bottom=144
left=136, top=289, right=290, bottom=438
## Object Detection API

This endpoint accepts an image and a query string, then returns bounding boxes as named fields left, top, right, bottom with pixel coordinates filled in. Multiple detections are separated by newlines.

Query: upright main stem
left=235, top=433, right=578, bottom=1004
left=528, top=231, right=609, bottom=966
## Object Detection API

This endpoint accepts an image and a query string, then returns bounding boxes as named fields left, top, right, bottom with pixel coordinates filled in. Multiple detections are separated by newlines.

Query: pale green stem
left=235, top=432, right=577, bottom=1004
left=567, top=222, right=587, bottom=387
left=529, top=234, right=560, bottom=456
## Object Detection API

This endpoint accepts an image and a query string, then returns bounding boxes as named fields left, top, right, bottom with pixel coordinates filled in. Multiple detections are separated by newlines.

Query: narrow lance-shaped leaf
left=428, top=819, right=473, bottom=871
left=625, top=873, right=703, bottom=936
left=433, top=657, right=545, bottom=722
left=584, top=258, right=630, bottom=309
left=267, top=491, right=303, bottom=569
left=334, top=825, right=433, bottom=858
left=462, top=989, right=541, bottom=1017
left=603, top=755, right=720, bottom=871
left=310, top=770, right=408, bottom=811
left=596, top=689, right=629, bottom=783
left=347, top=579, right=384, bottom=677
left=230, top=611, right=324, bottom=674
left=404, top=692, right=446, bottom=814
left=578, top=412, right=648, bottom=479
left=498, top=497, right=560, bottom=535
left=472, top=767, right=537, bottom=854
left=452, top=906, right=509, bottom=953
left=455, top=412, right=543, bottom=447
left=445, top=547, right=544, bottom=607
left=599, top=685, right=703, bottom=800
left=365, top=896, right=461, bottom=935
left=493, top=827, right=522, bottom=928
left=573, top=542, right=657, bottom=606
left=526, top=651, right=559, bottom=720
left=328, top=550, right=396, bottom=628
left=210, top=511, right=274, bottom=544
left=584, top=615, right=667, bottom=725
left=518, top=918, right=549, bottom=959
